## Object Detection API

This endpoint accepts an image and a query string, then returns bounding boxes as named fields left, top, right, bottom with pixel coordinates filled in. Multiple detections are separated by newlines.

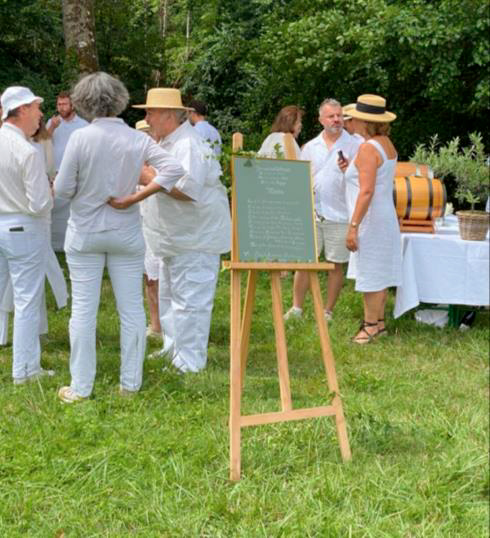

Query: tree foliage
left=1, top=0, right=488, bottom=158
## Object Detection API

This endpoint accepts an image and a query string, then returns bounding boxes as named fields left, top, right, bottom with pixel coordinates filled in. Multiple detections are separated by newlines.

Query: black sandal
left=352, top=321, right=378, bottom=345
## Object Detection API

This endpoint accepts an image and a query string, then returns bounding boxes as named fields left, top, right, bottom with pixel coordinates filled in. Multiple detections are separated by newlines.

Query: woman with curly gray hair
left=54, top=72, right=187, bottom=403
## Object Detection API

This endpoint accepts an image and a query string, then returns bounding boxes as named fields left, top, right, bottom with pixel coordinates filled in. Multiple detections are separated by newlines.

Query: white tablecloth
left=394, top=230, right=489, bottom=318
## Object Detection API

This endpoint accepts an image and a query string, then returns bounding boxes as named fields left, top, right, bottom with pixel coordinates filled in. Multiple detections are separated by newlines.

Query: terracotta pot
left=456, top=210, right=490, bottom=241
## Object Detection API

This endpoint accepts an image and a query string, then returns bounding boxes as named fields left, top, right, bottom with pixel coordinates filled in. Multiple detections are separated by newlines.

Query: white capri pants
left=0, top=215, right=49, bottom=381
left=65, top=225, right=146, bottom=397
left=158, top=251, right=220, bottom=373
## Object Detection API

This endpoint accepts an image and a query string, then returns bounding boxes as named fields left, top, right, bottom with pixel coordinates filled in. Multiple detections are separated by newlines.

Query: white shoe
left=119, top=385, right=138, bottom=397
left=58, top=386, right=86, bottom=403
left=13, top=368, right=55, bottom=385
left=148, top=349, right=165, bottom=360
left=284, top=307, right=303, bottom=321
left=146, top=326, right=162, bottom=340
left=324, top=310, right=333, bottom=321
left=148, top=342, right=174, bottom=360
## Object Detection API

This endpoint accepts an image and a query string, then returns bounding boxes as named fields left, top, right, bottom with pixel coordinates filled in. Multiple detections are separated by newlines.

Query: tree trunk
left=62, top=0, right=99, bottom=77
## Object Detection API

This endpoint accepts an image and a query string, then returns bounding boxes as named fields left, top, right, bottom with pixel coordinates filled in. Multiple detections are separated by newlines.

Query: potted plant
left=411, top=132, right=489, bottom=240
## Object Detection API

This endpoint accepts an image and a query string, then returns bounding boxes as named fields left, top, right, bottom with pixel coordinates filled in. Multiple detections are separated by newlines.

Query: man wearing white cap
left=110, top=88, right=231, bottom=373
left=0, top=86, right=53, bottom=384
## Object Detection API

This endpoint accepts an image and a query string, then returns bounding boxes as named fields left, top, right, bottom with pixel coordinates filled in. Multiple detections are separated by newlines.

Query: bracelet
left=350, top=221, right=359, bottom=228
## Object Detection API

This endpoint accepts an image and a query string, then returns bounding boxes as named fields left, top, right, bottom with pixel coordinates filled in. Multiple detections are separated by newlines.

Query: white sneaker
left=148, top=349, right=165, bottom=360
left=148, top=342, right=174, bottom=360
left=13, top=368, right=55, bottom=385
left=119, top=385, right=138, bottom=397
left=324, top=310, right=333, bottom=321
left=58, top=386, right=86, bottom=403
left=146, top=326, right=162, bottom=340
left=284, top=307, right=303, bottom=321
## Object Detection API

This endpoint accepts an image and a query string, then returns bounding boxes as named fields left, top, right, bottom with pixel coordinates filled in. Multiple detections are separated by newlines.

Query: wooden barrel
left=393, top=176, right=446, bottom=220
left=395, top=162, right=433, bottom=178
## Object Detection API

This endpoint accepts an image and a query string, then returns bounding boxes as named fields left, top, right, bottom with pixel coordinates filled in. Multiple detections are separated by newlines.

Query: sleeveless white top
left=344, top=138, right=402, bottom=292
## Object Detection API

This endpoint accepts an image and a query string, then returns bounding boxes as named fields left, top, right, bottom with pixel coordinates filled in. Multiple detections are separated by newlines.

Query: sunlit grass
left=0, top=259, right=488, bottom=536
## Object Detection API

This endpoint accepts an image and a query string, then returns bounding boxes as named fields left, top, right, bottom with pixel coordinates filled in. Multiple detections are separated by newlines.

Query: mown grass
left=0, top=259, right=488, bottom=537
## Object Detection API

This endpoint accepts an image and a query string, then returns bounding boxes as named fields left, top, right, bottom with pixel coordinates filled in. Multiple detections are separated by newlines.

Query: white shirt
left=257, top=133, right=301, bottom=159
left=144, top=121, right=231, bottom=256
left=54, top=117, right=186, bottom=233
left=301, top=129, right=361, bottom=222
left=47, top=114, right=89, bottom=171
left=194, top=120, right=222, bottom=156
left=0, top=123, right=52, bottom=219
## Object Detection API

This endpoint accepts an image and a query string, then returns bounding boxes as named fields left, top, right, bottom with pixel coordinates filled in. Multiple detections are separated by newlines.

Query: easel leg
left=230, top=270, right=242, bottom=480
left=239, top=270, right=257, bottom=393
left=270, top=271, right=292, bottom=412
left=309, top=272, right=351, bottom=461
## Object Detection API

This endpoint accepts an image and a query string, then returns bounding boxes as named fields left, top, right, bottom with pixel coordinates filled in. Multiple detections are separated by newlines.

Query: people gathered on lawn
left=0, top=72, right=401, bottom=400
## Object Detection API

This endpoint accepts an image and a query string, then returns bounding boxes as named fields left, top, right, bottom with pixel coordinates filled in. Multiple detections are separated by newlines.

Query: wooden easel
left=225, top=133, right=351, bottom=481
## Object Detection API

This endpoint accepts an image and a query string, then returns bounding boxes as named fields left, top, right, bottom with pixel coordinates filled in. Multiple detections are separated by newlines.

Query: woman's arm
left=346, top=143, right=380, bottom=252
left=108, top=180, right=193, bottom=209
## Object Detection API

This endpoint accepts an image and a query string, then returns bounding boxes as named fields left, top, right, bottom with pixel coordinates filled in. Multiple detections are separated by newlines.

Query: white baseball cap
left=1, top=86, right=44, bottom=120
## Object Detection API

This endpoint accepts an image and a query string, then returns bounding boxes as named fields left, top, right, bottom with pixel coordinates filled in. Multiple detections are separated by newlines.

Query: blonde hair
left=364, top=121, right=391, bottom=137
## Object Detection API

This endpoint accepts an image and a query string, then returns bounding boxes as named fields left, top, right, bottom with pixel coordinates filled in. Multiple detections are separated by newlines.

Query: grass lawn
left=0, top=260, right=488, bottom=537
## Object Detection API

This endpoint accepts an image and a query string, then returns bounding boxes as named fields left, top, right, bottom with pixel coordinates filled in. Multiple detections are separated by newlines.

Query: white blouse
left=54, top=117, right=186, bottom=233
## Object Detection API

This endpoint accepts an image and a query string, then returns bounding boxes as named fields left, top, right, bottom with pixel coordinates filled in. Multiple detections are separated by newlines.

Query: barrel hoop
left=442, top=181, right=447, bottom=210
left=427, top=177, right=434, bottom=219
left=404, top=176, right=412, bottom=219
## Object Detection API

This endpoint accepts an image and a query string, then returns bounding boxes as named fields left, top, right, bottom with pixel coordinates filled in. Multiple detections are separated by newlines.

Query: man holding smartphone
left=284, top=98, right=362, bottom=321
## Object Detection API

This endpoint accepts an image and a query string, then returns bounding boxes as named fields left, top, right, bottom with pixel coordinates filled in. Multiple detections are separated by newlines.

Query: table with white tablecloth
left=394, top=221, right=489, bottom=319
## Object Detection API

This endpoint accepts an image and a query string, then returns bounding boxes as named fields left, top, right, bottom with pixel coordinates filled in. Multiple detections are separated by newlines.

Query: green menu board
left=233, top=156, right=317, bottom=262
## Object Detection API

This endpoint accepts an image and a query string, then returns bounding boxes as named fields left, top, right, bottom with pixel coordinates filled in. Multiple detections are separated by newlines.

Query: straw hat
left=135, top=119, right=150, bottom=131
left=348, top=94, right=396, bottom=123
left=133, top=88, right=193, bottom=110
left=342, top=103, right=356, bottom=121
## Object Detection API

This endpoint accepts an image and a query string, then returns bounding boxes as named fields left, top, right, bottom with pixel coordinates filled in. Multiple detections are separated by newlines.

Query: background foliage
left=1, top=0, right=488, bottom=163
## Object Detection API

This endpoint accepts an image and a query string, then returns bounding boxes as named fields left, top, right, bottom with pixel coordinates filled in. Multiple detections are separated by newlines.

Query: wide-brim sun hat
left=133, top=88, right=193, bottom=110
left=342, top=103, right=356, bottom=121
left=348, top=94, right=396, bottom=123
left=1, top=86, right=44, bottom=120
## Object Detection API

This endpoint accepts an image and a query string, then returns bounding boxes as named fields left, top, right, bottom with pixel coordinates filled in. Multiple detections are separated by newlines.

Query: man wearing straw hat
left=111, top=88, right=231, bottom=373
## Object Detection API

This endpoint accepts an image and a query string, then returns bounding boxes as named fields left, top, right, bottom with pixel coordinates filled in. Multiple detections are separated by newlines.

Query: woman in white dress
left=258, top=105, right=303, bottom=159
left=54, top=72, right=186, bottom=402
left=344, top=94, right=401, bottom=344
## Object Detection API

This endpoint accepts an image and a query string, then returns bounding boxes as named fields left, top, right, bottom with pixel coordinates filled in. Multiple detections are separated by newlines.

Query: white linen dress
left=345, top=139, right=402, bottom=292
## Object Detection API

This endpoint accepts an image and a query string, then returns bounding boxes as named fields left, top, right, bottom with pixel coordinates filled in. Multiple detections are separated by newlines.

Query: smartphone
left=338, top=150, right=345, bottom=161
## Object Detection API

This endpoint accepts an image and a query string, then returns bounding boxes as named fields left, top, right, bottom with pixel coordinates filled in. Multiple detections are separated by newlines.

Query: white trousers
left=0, top=242, right=68, bottom=344
left=65, top=226, right=146, bottom=397
left=0, top=215, right=49, bottom=380
left=158, top=251, right=220, bottom=372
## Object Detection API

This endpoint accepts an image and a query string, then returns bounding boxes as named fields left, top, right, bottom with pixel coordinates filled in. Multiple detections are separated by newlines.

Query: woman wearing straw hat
left=54, top=73, right=186, bottom=402
left=344, top=94, right=402, bottom=344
